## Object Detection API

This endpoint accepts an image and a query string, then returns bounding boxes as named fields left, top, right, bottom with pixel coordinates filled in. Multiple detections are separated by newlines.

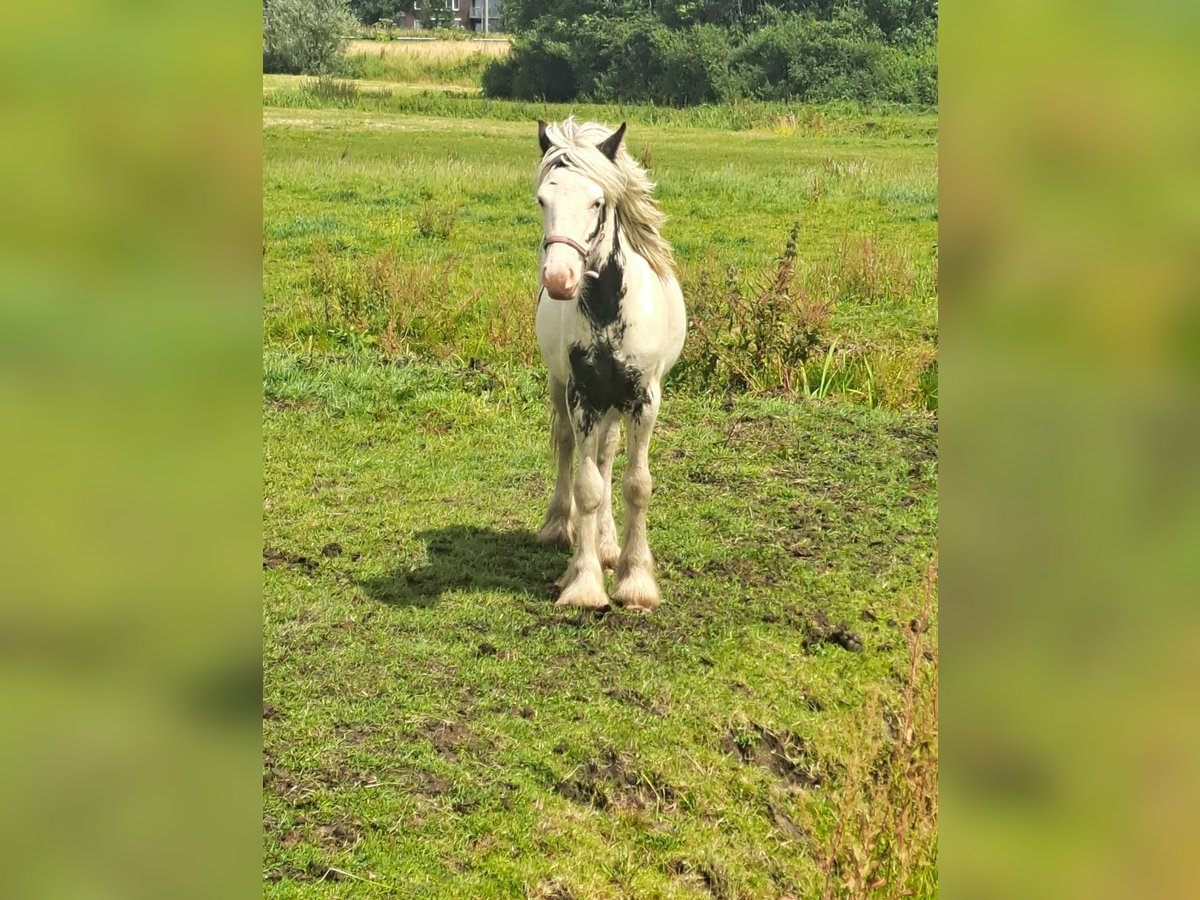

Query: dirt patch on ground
left=263, top=547, right=319, bottom=574
left=667, top=858, right=735, bottom=900
left=264, top=765, right=321, bottom=808
left=767, top=801, right=809, bottom=842
left=803, top=611, right=864, bottom=653
left=422, top=720, right=485, bottom=762
left=277, top=815, right=362, bottom=852
left=722, top=725, right=826, bottom=787
left=555, top=751, right=675, bottom=812
left=528, top=878, right=577, bottom=900
left=267, top=397, right=314, bottom=412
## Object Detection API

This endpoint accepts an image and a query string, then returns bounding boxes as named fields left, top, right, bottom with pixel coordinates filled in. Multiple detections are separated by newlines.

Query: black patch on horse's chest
left=578, top=250, right=623, bottom=327
left=567, top=338, right=648, bottom=435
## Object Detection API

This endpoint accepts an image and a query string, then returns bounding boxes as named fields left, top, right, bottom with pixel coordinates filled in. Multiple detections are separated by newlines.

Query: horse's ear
left=538, top=119, right=551, bottom=156
left=597, top=122, right=626, bottom=161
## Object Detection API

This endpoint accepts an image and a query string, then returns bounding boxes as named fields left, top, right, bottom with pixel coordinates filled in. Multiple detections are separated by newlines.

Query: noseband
left=543, top=235, right=590, bottom=259
left=543, top=234, right=601, bottom=280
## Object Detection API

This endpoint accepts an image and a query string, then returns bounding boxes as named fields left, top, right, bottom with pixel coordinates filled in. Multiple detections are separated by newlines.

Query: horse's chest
left=567, top=329, right=648, bottom=428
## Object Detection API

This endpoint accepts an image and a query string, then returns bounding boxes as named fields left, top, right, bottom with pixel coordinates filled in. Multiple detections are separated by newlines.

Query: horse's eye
left=593, top=200, right=602, bottom=209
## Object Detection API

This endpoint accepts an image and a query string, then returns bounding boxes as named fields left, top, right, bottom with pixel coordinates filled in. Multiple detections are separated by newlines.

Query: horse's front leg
left=556, top=407, right=617, bottom=609
left=612, top=387, right=662, bottom=611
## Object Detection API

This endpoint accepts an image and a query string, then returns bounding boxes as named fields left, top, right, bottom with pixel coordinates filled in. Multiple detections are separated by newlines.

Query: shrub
left=484, top=8, right=936, bottom=106
left=263, top=0, right=355, bottom=75
left=682, top=224, right=831, bottom=393
left=480, top=54, right=518, bottom=97
left=490, top=34, right=576, bottom=101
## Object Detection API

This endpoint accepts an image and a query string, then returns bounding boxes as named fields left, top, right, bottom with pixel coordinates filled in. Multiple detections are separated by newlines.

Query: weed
left=683, top=223, right=831, bottom=393
left=308, top=240, right=449, bottom=355
left=819, top=561, right=939, bottom=899
left=415, top=199, right=458, bottom=240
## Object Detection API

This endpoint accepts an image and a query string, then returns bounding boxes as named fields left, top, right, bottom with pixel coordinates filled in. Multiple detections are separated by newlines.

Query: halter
left=542, top=233, right=601, bottom=279
left=543, top=195, right=613, bottom=283
left=543, top=234, right=591, bottom=259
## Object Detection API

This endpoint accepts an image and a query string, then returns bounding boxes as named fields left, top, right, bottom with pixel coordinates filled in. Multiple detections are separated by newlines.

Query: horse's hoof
left=537, top=519, right=574, bottom=548
left=556, top=577, right=610, bottom=609
left=612, top=569, right=661, bottom=611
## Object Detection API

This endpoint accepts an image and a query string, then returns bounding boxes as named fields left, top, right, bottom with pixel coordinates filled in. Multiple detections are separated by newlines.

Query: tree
left=345, top=0, right=416, bottom=24
left=421, top=1, right=459, bottom=30
left=263, top=0, right=355, bottom=75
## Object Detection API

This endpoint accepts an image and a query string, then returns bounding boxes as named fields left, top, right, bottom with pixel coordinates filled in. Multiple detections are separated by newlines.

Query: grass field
left=263, top=43, right=938, bottom=898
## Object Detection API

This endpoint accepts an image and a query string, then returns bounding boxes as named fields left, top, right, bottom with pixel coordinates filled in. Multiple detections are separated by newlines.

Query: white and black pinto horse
left=533, top=118, right=687, bottom=611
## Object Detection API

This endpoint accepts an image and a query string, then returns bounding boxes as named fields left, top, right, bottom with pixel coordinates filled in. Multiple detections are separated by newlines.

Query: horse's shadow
left=360, top=525, right=566, bottom=609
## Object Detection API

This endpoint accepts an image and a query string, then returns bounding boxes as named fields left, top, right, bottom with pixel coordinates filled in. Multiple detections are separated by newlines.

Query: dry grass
left=341, top=39, right=508, bottom=88
left=821, top=234, right=918, bottom=305
left=345, top=39, right=509, bottom=62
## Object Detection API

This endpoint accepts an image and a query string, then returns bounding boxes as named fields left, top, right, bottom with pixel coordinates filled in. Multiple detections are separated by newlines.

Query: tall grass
left=264, top=79, right=937, bottom=134
left=819, top=561, right=939, bottom=898
left=341, top=40, right=506, bottom=87
left=274, top=240, right=531, bottom=363
left=679, top=227, right=938, bottom=410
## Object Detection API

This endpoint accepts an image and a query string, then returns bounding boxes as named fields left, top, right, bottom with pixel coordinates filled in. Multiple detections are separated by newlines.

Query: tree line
left=484, top=1, right=937, bottom=105
left=263, top=0, right=937, bottom=106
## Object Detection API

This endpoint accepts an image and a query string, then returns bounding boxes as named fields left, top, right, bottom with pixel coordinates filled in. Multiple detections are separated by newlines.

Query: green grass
left=263, top=351, right=937, bottom=897
left=263, top=87, right=937, bottom=409
left=263, top=61, right=938, bottom=897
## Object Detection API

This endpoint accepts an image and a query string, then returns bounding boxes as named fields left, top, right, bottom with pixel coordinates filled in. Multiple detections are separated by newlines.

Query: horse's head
left=536, top=119, right=627, bottom=301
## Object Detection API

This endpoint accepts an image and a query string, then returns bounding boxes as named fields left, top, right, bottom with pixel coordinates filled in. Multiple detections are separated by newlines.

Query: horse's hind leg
left=596, top=417, right=621, bottom=570
left=612, top=387, right=662, bottom=611
left=537, top=378, right=575, bottom=548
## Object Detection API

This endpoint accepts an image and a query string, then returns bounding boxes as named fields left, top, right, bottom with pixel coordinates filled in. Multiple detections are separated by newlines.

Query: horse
left=532, top=117, right=687, bottom=611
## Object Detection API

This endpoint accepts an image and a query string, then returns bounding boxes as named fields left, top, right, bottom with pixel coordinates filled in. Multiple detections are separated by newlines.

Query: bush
left=480, top=55, right=518, bottom=97
left=263, top=0, right=355, bottom=76
left=484, top=34, right=576, bottom=101
left=483, top=8, right=936, bottom=106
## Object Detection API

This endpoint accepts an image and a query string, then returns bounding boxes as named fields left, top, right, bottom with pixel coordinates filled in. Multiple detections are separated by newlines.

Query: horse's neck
left=598, top=206, right=628, bottom=269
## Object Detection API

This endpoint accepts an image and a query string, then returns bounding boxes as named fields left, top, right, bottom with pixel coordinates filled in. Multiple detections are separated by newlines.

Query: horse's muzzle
left=542, top=245, right=581, bottom=300
left=543, top=274, right=578, bottom=301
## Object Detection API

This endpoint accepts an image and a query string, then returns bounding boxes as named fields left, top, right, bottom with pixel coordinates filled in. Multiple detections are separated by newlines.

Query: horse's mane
left=536, top=117, right=675, bottom=279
